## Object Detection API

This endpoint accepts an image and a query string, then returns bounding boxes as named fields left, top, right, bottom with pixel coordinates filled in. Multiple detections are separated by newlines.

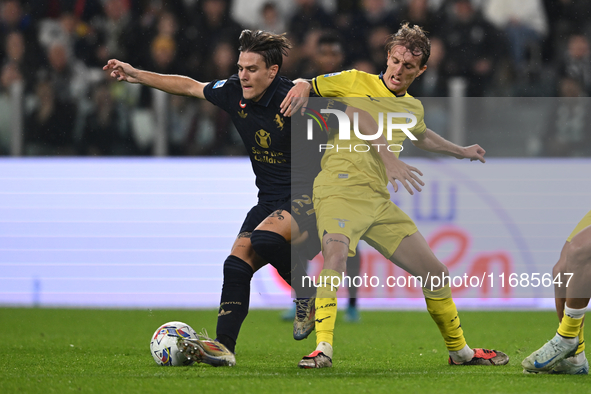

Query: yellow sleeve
left=407, top=96, right=427, bottom=137
left=312, top=70, right=357, bottom=98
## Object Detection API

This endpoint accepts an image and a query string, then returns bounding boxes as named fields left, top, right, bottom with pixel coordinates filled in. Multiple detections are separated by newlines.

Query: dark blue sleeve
left=203, top=74, right=240, bottom=112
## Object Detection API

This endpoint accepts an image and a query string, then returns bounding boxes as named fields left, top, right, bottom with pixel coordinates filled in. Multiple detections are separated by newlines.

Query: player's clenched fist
left=103, top=59, right=140, bottom=84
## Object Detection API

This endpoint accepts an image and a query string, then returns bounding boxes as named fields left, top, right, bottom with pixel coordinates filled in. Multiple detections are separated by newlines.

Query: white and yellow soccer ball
left=150, top=321, right=198, bottom=366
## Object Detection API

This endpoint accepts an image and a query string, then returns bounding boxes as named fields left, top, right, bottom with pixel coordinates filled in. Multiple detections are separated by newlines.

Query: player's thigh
left=314, top=190, right=374, bottom=258
left=255, top=209, right=294, bottom=240
left=231, top=232, right=266, bottom=272
left=361, top=200, right=417, bottom=261
left=566, top=211, right=591, bottom=264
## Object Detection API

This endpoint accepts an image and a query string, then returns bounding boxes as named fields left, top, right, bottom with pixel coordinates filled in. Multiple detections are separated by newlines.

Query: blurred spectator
left=0, top=0, right=38, bottom=60
left=167, top=94, right=199, bottom=155
left=38, top=12, right=101, bottom=68
left=341, top=0, right=398, bottom=66
left=365, top=25, right=393, bottom=73
left=410, top=36, right=450, bottom=97
left=28, top=0, right=103, bottom=23
left=182, top=0, right=243, bottom=81
left=24, top=79, right=76, bottom=155
left=542, top=0, right=591, bottom=62
left=202, top=40, right=237, bottom=81
left=258, top=1, right=286, bottom=34
left=184, top=100, right=244, bottom=156
left=399, top=0, right=444, bottom=37
left=92, top=0, right=134, bottom=67
left=1, top=31, right=37, bottom=92
left=441, top=0, right=505, bottom=96
left=298, top=30, right=344, bottom=79
left=78, top=81, right=136, bottom=155
left=40, top=39, right=89, bottom=104
left=542, top=77, right=591, bottom=157
left=483, top=0, right=548, bottom=73
left=557, top=34, right=591, bottom=96
left=350, top=59, right=377, bottom=74
left=288, top=0, right=334, bottom=46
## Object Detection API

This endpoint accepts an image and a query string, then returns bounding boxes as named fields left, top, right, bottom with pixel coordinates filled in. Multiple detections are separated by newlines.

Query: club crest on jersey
left=213, top=80, right=227, bottom=89
left=404, top=109, right=414, bottom=123
left=323, top=72, right=341, bottom=78
left=274, top=114, right=284, bottom=130
left=255, top=129, right=271, bottom=148
left=333, top=218, right=350, bottom=228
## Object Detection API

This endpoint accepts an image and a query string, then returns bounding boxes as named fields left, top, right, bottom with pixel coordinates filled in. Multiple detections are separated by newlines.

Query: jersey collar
left=246, top=75, right=281, bottom=107
left=379, top=72, right=406, bottom=97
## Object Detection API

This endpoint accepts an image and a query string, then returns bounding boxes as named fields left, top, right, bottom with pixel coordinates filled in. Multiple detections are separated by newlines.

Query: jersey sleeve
left=312, top=70, right=357, bottom=98
left=411, top=100, right=427, bottom=137
left=203, top=75, right=239, bottom=112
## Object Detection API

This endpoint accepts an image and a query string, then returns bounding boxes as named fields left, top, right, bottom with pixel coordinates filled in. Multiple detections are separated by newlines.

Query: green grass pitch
left=0, top=307, right=587, bottom=393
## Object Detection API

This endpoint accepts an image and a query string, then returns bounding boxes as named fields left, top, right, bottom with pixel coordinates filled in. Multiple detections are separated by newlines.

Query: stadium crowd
left=0, top=0, right=589, bottom=156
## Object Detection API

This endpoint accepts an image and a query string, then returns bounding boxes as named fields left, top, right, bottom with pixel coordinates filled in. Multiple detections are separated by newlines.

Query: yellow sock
left=423, top=285, right=466, bottom=352
left=315, top=269, right=340, bottom=346
left=558, top=314, right=583, bottom=339
left=576, top=323, right=585, bottom=355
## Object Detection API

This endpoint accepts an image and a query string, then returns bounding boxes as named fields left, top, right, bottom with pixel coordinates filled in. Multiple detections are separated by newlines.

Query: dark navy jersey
left=204, top=74, right=292, bottom=201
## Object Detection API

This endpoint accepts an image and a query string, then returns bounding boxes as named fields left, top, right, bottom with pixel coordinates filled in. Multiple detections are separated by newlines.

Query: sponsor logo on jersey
left=213, top=80, right=227, bottom=89
left=255, top=129, right=271, bottom=148
left=238, top=110, right=248, bottom=118
left=323, top=72, right=341, bottom=78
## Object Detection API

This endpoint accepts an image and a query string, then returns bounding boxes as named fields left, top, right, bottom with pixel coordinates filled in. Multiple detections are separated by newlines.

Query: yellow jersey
left=312, top=69, right=427, bottom=196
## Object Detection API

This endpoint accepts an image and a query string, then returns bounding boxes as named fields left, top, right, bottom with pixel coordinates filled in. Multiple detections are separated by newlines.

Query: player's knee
left=567, top=237, right=591, bottom=269
left=250, top=229, right=289, bottom=263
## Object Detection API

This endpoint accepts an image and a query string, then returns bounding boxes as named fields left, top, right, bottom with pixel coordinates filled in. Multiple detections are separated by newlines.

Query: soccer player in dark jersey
left=104, top=30, right=322, bottom=366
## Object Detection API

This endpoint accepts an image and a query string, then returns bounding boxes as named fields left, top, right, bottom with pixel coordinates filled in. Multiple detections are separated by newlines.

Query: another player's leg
left=522, top=222, right=591, bottom=373
left=344, top=249, right=360, bottom=322
left=298, top=233, right=349, bottom=369
left=251, top=209, right=316, bottom=340
left=390, top=232, right=509, bottom=366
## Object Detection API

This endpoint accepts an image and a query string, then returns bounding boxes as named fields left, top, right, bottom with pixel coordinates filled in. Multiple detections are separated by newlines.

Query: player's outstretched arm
left=348, top=107, right=424, bottom=195
left=280, top=79, right=311, bottom=117
left=412, top=128, right=486, bottom=163
left=103, top=59, right=207, bottom=99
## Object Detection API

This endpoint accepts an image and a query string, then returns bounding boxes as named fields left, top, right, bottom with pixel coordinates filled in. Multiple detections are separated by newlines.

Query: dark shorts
left=290, top=189, right=321, bottom=260
left=238, top=191, right=320, bottom=260
left=239, top=197, right=291, bottom=234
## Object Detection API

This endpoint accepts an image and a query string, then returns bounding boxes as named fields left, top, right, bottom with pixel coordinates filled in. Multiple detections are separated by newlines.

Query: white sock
left=449, top=344, right=474, bottom=363
left=564, top=306, right=586, bottom=320
left=316, top=341, right=333, bottom=359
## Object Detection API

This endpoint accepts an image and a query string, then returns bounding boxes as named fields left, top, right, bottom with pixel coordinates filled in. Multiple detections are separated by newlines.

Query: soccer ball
left=150, top=321, right=198, bottom=366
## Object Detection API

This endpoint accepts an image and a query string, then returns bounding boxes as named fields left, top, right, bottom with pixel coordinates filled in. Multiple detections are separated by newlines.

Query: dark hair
left=386, top=22, right=430, bottom=67
left=238, top=29, right=292, bottom=70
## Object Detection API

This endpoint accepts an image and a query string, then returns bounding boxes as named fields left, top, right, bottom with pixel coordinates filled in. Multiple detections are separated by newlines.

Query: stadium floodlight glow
left=306, top=108, right=418, bottom=141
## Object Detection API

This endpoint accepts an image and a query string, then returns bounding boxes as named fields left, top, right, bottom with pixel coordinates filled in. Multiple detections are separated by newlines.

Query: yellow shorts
left=567, top=210, right=591, bottom=242
left=314, top=184, right=418, bottom=258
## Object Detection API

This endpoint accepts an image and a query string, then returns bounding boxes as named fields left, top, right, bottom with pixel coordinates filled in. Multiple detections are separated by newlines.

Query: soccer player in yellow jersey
left=281, top=23, right=509, bottom=368
left=522, top=210, right=591, bottom=374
